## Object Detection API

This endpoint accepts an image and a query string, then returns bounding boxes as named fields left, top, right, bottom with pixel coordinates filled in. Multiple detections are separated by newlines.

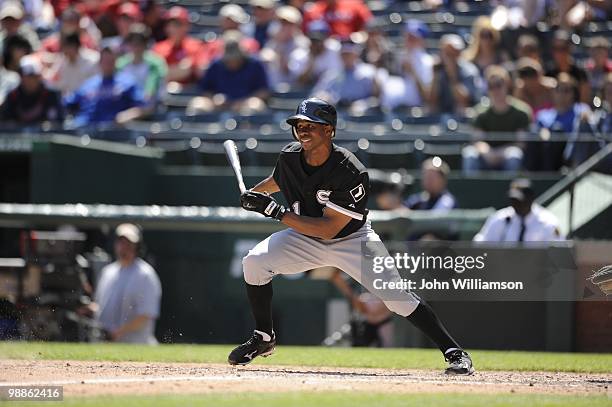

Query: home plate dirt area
left=1, top=360, right=610, bottom=397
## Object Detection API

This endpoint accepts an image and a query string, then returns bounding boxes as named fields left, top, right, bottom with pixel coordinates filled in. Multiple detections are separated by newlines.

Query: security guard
left=473, top=179, right=564, bottom=242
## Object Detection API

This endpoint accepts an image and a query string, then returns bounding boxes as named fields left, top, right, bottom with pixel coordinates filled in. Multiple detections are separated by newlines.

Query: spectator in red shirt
left=303, top=0, right=372, bottom=39
left=152, top=6, right=208, bottom=85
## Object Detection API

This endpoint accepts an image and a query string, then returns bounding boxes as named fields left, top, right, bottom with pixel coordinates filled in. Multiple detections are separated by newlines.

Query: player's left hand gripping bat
left=223, top=139, right=247, bottom=194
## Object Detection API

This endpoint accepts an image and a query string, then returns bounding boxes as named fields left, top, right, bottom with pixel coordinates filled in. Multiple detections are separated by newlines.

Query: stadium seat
left=182, top=112, right=223, bottom=123
left=363, top=141, right=416, bottom=170
left=198, top=141, right=245, bottom=166
left=245, top=140, right=288, bottom=167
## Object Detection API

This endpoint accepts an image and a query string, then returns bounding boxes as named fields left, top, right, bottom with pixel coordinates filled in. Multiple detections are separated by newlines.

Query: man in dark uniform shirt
left=228, top=98, right=474, bottom=375
left=404, top=158, right=457, bottom=211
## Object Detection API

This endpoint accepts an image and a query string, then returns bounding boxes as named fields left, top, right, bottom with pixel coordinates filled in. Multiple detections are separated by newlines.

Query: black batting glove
left=240, top=190, right=287, bottom=221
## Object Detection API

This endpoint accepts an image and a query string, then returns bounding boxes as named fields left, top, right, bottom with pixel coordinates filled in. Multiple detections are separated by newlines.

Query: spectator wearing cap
left=474, top=179, right=563, bottom=242
left=104, top=2, right=143, bottom=56
left=152, top=6, right=208, bottom=85
left=313, top=39, right=381, bottom=111
left=204, top=5, right=260, bottom=63
left=403, top=158, right=456, bottom=212
left=292, top=20, right=342, bottom=87
left=515, top=34, right=542, bottom=65
left=513, top=58, right=555, bottom=116
left=245, top=0, right=278, bottom=49
left=190, top=31, right=269, bottom=114
left=381, top=19, right=433, bottom=110
left=116, top=23, right=167, bottom=113
left=0, top=55, right=64, bottom=125
left=219, top=4, right=250, bottom=32
left=141, top=0, right=166, bottom=42
left=0, top=42, right=19, bottom=105
left=584, top=37, right=612, bottom=103
left=463, top=65, right=532, bottom=174
left=45, top=32, right=99, bottom=95
left=41, top=7, right=100, bottom=54
left=260, top=5, right=309, bottom=90
left=545, top=30, right=590, bottom=104
left=0, top=1, right=40, bottom=52
left=525, top=73, right=590, bottom=172
left=461, top=16, right=509, bottom=77
left=303, top=0, right=372, bottom=39
left=91, top=223, right=162, bottom=344
left=429, top=34, right=484, bottom=116
left=64, top=46, right=145, bottom=128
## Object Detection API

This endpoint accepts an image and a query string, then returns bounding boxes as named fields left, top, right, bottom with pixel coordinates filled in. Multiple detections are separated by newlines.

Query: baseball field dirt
left=1, top=359, right=611, bottom=397
left=1, top=342, right=610, bottom=406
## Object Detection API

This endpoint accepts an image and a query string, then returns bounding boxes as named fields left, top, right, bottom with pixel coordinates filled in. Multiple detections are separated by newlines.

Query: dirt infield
left=1, top=360, right=610, bottom=397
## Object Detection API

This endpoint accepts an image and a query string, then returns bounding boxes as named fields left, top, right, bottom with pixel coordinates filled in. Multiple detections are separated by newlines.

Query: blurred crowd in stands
left=0, top=0, right=610, bottom=173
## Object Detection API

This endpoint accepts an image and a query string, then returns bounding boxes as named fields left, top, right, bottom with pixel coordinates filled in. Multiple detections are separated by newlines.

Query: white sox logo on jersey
left=316, top=190, right=332, bottom=205
left=350, top=184, right=365, bottom=202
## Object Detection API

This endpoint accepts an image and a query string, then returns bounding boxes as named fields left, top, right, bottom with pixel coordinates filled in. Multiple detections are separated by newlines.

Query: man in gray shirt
left=94, top=224, right=162, bottom=344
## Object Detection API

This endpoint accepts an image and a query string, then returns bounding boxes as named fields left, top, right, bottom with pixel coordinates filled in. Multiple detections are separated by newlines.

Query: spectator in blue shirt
left=64, top=46, right=145, bottom=129
left=313, top=39, right=381, bottom=113
left=189, top=30, right=269, bottom=114
left=525, top=73, right=590, bottom=172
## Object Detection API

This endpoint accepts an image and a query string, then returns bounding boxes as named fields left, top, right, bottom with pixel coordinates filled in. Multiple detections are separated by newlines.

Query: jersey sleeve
left=326, top=172, right=369, bottom=221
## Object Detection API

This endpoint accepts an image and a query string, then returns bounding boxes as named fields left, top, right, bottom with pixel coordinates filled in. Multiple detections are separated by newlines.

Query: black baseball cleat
left=228, top=330, right=276, bottom=366
left=444, top=349, right=475, bottom=375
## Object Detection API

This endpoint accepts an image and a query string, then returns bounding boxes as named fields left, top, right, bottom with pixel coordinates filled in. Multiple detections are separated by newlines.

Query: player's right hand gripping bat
left=223, top=140, right=247, bottom=194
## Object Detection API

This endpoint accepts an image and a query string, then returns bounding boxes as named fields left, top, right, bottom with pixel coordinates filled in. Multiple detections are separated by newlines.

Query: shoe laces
left=445, top=350, right=467, bottom=364
left=244, top=332, right=260, bottom=346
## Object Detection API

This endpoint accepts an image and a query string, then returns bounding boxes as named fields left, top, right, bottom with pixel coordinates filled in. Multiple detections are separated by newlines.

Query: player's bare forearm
left=281, top=209, right=351, bottom=240
left=251, top=175, right=280, bottom=194
left=112, top=314, right=151, bottom=341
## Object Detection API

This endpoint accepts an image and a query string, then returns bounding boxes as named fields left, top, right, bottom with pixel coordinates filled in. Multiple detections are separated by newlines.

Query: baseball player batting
left=228, top=98, right=474, bottom=375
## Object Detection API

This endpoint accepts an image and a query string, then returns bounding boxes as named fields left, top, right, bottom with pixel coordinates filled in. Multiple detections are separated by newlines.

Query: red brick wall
left=575, top=301, right=612, bottom=352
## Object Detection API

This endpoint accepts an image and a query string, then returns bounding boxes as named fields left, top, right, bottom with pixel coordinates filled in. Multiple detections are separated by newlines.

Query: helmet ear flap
left=292, top=126, right=298, bottom=141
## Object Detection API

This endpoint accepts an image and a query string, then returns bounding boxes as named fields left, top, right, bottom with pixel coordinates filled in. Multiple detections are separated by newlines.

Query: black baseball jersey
left=272, top=142, right=369, bottom=239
